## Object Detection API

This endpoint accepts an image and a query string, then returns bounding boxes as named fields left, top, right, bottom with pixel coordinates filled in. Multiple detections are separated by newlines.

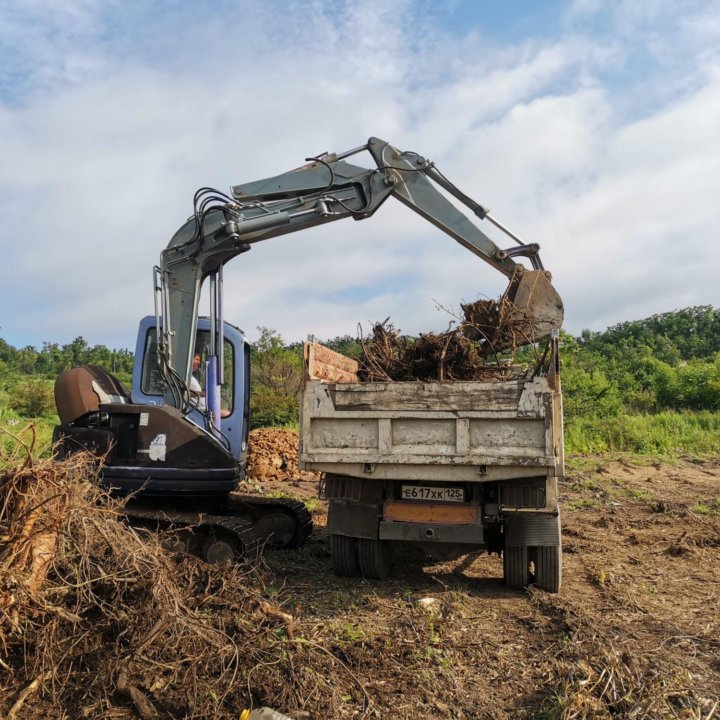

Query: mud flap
left=504, top=512, right=561, bottom=547
left=327, top=500, right=381, bottom=539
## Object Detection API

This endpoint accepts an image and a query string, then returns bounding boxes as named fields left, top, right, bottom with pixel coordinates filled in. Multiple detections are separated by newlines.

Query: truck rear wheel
left=503, top=546, right=529, bottom=590
left=357, top=538, right=393, bottom=580
left=535, top=545, right=562, bottom=593
left=330, top=534, right=359, bottom=577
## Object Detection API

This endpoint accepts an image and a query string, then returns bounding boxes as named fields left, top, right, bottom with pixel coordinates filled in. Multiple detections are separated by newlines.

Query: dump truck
left=299, top=338, right=563, bottom=592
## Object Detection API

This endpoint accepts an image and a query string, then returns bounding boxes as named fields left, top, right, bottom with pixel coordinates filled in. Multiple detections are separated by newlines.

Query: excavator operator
left=189, top=353, right=207, bottom=411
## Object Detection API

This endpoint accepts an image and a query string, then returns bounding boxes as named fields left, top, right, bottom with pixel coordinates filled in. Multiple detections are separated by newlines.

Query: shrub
left=10, top=378, right=55, bottom=418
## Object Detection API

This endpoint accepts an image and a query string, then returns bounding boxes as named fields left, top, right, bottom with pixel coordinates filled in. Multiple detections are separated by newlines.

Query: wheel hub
left=253, top=513, right=296, bottom=547
left=203, top=536, right=238, bottom=564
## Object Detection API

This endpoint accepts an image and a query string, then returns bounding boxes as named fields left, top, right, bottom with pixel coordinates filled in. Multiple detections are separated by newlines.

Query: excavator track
left=123, top=502, right=260, bottom=564
left=121, top=493, right=312, bottom=564
left=229, top=494, right=313, bottom=549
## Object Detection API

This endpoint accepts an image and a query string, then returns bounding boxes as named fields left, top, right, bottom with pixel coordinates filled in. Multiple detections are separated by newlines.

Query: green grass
left=0, top=416, right=56, bottom=467
left=622, top=487, right=653, bottom=502
left=577, top=478, right=602, bottom=492
left=565, top=411, right=720, bottom=457
left=566, top=498, right=602, bottom=509
left=303, top=497, right=321, bottom=513
left=692, top=499, right=720, bottom=515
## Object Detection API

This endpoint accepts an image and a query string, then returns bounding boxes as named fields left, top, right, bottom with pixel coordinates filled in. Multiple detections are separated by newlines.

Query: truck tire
left=357, top=538, right=393, bottom=580
left=503, top=546, right=529, bottom=590
left=535, top=545, right=562, bottom=593
left=330, top=534, right=359, bottom=577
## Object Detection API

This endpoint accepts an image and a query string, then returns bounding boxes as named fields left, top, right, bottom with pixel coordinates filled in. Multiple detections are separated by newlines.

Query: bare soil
left=255, top=446, right=720, bottom=719
left=246, top=428, right=319, bottom=485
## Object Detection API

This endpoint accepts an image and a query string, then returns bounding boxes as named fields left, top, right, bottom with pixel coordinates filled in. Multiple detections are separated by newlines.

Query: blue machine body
left=130, top=315, right=251, bottom=466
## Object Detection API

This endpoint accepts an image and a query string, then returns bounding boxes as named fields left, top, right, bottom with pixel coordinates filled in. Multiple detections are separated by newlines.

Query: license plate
left=401, top=485, right=465, bottom=503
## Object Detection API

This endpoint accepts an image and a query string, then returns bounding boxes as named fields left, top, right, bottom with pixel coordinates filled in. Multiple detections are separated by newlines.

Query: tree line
left=0, top=336, right=134, bottom=379
left=0, top=337, right=135, bottom=418
left=563, top=305, right=720, bottom=419
left=2, top=306, right=720, bottom=428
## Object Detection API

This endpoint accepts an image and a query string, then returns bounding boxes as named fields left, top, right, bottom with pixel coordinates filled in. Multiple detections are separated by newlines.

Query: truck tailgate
left=299, top=343, right=563, bottom=481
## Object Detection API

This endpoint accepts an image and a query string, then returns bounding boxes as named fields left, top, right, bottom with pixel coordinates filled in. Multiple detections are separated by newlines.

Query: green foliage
left=249, top=327, right=302, bottom=429
left=0, top=335, right=134, bottom=379
left=0, top=417, right=56, bottom=464
left=565, top=307, right=720, bottom=416
left=552, top=308, right=720, bottom=457
left=653, top=356, right=720, bottom=410
left=4, top=305, right=720, bottom=457
left=10, top=377, right=55, bottom=418
left=565, top=411, right=720, bottom=455
left=0, top=333, right=134, bottom=423
left=582, top=306, right=720, bottom=361
left=562, top=365, right=623, bottom=419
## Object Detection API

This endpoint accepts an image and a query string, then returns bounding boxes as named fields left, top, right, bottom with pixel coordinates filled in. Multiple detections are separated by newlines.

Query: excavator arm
left=156, top=137, right=563, bottom=412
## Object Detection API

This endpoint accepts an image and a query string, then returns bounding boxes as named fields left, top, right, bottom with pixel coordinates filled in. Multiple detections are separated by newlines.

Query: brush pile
left=0, top=430, right=345, bottom=719
left=529, top=589, right=714, bottom=719
left=358, top=296, right=540, bottom=382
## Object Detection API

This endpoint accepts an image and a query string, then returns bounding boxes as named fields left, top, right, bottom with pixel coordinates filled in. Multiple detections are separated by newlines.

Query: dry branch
left=357, top=295, right=542, bottom=383
left=0, top=447, right=369, bottom=719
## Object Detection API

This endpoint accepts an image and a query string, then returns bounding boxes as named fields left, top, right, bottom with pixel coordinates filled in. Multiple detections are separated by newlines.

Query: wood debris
left=358, top=295, right=541, bottom=382
left=0, top=428, right=353, bottom=718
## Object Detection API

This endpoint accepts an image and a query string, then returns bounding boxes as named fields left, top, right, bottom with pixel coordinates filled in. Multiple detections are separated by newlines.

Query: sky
left=1, top=0, right=719, bottom=349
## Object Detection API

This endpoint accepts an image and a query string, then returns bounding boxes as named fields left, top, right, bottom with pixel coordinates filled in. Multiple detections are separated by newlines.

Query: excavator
left=53, top=137, right=563, bottom=563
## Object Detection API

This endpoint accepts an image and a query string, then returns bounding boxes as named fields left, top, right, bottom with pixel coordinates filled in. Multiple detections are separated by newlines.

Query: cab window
left=141, top=328, right=235, bottom=415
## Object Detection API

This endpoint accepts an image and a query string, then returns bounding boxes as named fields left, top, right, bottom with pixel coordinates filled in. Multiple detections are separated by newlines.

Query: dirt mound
left=246, top=428, right=318, bottom=483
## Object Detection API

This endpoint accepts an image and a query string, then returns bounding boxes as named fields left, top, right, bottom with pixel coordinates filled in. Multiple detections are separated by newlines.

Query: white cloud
left=0, top=0, right=719, bottom=351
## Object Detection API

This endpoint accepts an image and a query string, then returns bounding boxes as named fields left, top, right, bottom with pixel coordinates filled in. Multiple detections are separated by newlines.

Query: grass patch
left=303, top=497, right=321, bottom=513
left=692, top=500, right=720, bottom=515
left=564, top=455, right=612, bottom=475
left=335, top=622, right=365, bottom=644
left=622, top=487, right=653, bottom=502
left=265, top=489, right=289, bottom=499
left=565, top=411, right=720, bottom=457
left=566, top=498, right=602, bottom=510
left=0, top=418, right=56, bottom=468
left=577, top=478, right=602, bottom=492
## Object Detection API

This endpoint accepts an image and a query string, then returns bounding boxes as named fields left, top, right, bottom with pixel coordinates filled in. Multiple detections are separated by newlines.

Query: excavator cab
left=53, top=316, right=252, bottom=496
left=53, top=316, right=312, bottom=555
left=130, top=315, right=251, bottom=465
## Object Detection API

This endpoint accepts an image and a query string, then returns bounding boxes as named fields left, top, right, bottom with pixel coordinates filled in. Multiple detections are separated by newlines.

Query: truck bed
left=299, top=342, right=564, bottom=483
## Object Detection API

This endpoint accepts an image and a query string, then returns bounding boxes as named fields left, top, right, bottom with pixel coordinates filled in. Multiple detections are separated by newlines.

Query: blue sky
left=1, top=0, right=719, bottom=349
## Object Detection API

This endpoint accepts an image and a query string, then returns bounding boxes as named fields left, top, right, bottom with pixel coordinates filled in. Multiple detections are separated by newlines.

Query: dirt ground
left=1, top=432, right=718, bottom=719
left=247, top=432, right=720, bottom=719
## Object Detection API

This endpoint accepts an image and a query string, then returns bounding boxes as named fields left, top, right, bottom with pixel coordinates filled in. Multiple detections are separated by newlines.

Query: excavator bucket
left=506, top=269, right=564, bottom=341
left=463, top=269, right=563, bottom=351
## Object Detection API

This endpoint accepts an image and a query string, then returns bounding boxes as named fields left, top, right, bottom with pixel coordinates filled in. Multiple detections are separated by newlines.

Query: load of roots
left=357, top=295, right=541, bottom=382
left=0, top=427, right=360, bottom=720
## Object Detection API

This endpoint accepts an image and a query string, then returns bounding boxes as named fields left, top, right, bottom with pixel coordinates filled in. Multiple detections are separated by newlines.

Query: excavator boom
left=157, top=137, right=563, bottom=409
